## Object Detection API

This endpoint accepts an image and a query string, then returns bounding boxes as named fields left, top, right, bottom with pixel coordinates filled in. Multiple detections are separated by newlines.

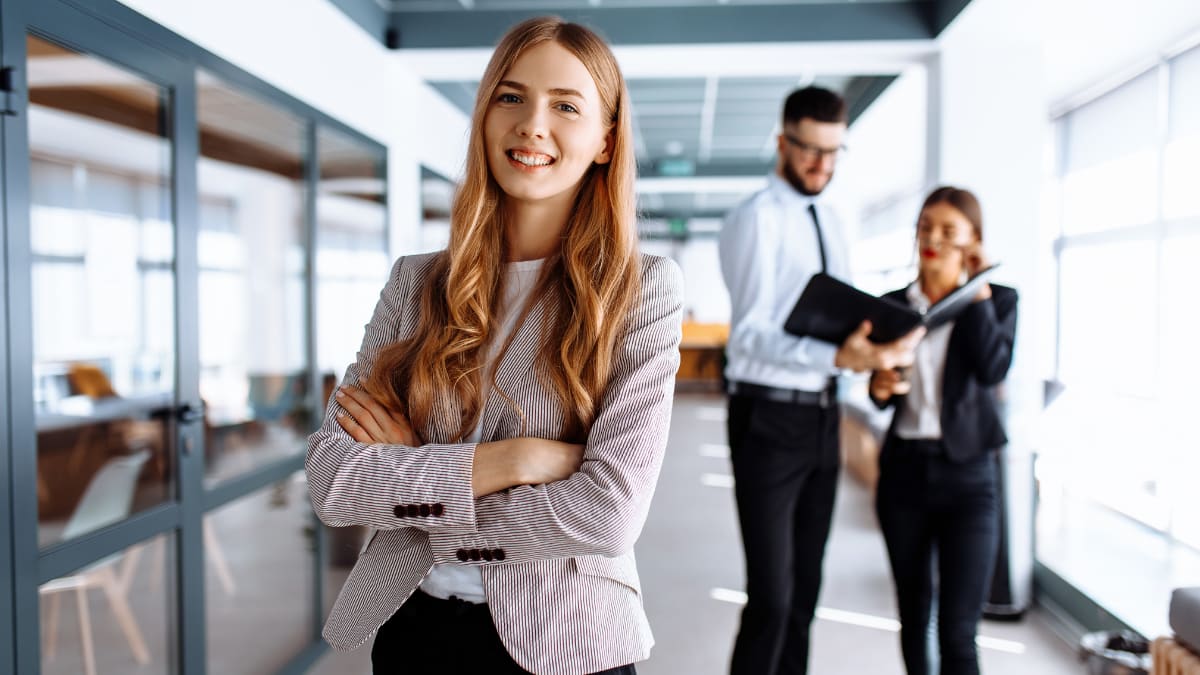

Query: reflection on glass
left=39, top=533, right=174, bottom=675
left=316, top=126, right=389, bottom=390
left=196, top=69, right=310, bottom=486
left=314, top=127, right=388, bottom=613
left=28, top=35, right=176, bottom=548
left=205, top=472, right=313, bottom=675
left=419, top=174, right=453, bottom=254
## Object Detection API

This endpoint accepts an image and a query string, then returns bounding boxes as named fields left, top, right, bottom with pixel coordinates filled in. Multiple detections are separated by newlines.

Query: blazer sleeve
left=867, top=289, right=908, bottom=410
left=305, top=256, right=481, bottom=534
left=426, top=256, right=685, bottom=564
left=955, top=284, right=1018, bottom=386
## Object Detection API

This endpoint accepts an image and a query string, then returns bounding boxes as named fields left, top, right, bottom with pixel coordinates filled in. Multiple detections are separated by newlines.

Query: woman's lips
left=921, top=248, right=938, bottom=259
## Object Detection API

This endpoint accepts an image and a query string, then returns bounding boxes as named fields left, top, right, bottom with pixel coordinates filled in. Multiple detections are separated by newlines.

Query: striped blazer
left=306, top=251, right=684, bottom=675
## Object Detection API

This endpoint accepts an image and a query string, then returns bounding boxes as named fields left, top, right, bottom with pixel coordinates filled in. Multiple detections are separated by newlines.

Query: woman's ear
left=594, top=131, right=614, bottom=165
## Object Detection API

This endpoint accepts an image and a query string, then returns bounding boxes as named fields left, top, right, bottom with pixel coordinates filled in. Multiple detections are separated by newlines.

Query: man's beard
left=782, top=161, right=830, bottom=197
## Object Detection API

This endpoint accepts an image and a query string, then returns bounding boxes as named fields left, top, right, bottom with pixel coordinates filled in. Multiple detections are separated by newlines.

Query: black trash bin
left=1078, top=630, right=1151, bottom=675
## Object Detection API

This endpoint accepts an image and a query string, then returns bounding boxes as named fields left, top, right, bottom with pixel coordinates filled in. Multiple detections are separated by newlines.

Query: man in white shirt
left=718, top=86, right=924, bottom=675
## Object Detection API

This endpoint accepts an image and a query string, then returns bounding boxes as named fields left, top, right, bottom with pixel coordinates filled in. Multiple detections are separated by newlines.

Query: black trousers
left=726, top=395, right=841, bottom=675
left=875, top=439, right=999, bottom=675
left=371, top=590, right=638, bottom=674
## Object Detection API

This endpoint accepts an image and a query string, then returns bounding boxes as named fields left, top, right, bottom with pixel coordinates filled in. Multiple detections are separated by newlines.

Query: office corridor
left=313, top=393, right=1079, bottom=674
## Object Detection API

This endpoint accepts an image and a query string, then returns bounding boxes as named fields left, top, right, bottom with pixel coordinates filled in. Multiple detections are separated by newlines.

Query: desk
left=35, top=394, right=171, bottom=522
left=678, top=322, right=728, bottom=392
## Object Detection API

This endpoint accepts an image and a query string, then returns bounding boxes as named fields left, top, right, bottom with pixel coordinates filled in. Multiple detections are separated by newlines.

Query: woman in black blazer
left=869, top=186, right=1018, bottom=675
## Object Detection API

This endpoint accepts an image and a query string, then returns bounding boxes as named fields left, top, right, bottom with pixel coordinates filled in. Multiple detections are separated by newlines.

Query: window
left=1043, top=48, right=1200, bottom=555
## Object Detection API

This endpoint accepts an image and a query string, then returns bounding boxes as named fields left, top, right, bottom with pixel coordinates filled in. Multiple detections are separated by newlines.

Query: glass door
left=2, top=1, right=202, bottom=673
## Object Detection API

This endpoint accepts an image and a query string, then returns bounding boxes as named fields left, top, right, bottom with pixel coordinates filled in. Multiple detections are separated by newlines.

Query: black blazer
left=872, top=283, right=1018, bottom=462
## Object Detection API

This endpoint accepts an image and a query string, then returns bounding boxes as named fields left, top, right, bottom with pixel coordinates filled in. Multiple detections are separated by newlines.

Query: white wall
left=935, top=0, right=1046, bottom=393
left=837, top=67, right=929, bottom=293
left=117, top=0, right=469, bottom=258
left=933, top=0, right=1049, bottom=609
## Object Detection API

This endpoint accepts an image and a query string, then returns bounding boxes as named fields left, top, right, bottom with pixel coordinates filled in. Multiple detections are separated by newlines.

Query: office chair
left=40, top=451, right=152, bottom=675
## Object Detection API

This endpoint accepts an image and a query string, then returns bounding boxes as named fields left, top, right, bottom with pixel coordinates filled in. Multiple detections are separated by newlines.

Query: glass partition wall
left=0, top=2, right=390, bottom=673
left=24, top=30, right=181, bottom=675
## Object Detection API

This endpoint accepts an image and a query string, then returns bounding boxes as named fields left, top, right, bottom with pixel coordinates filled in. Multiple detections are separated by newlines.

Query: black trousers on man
left=875, top=439, right=999, bottom=675
left=372, top=590, right=638, bottom=675
left=727, top=394, right=841, bottom=675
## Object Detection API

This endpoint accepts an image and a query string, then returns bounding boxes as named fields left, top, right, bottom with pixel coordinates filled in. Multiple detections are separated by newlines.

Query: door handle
left=175, top=403, right=204, bottom=425
left=149, top=403, right=204, bottom=425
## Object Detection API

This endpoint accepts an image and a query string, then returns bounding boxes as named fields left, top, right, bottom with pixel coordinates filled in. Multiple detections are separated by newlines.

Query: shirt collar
left=906, top=281, right=932, bottom=314
left=767, top=172, right=819, bottom=210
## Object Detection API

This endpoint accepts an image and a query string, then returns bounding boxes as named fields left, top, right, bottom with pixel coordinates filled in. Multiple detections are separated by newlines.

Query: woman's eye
left=556, top=103, right=579, bottom=114
left=497, top=93, right=521, bottom=104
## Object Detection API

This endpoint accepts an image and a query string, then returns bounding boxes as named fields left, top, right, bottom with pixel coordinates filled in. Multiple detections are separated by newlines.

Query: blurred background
left=0, top=0, right=1197, bottom=673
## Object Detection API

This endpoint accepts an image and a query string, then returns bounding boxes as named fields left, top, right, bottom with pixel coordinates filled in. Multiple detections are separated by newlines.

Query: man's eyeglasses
left=783, top=133, right=846, bottom=160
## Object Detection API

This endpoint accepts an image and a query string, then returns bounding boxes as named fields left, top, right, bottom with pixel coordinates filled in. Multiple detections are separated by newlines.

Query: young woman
left=869, top=186, right=1018, bottom=675
left=305, top=17, right=683, bottom=675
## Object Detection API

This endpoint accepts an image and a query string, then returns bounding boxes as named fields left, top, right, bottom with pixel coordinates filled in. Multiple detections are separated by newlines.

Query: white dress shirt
left=895, top=282, right=954, bottom=439
left=419, top=257, right=545, bottom=603
left=719, top=172, right=851, bottom=391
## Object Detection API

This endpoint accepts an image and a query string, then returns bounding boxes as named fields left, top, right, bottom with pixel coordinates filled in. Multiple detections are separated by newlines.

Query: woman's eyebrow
left=497, top=80, right=584, bottom=99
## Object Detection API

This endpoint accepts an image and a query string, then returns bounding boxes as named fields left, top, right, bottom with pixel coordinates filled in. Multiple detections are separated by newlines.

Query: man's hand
left=835, top=321, right=925, bottom=373
left=335, top=385, right=419, bottom=446
left=870, top=368, right=912, bottom=402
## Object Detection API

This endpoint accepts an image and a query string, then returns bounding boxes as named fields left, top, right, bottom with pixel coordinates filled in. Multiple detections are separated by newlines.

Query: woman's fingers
left=336, top=410, right=375, bottom=444
left=335, top=386, right=388, bottom=442
left=336, top=385, right=418, bottom=446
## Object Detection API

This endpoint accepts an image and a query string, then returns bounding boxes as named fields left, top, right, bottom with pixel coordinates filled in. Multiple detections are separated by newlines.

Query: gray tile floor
left=312, top=393, right=1081, bottom=674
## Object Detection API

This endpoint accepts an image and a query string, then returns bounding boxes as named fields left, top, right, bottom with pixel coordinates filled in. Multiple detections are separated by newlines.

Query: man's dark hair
left=782, top=86, right=847, bottom=125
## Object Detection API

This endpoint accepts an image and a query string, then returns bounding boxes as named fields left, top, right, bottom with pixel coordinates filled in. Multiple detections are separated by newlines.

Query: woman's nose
left=516, top=108, right=548, bottom=139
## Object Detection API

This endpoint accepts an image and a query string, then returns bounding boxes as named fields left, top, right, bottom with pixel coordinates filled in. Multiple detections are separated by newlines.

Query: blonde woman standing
left=305, top=16, right=682, bottom=675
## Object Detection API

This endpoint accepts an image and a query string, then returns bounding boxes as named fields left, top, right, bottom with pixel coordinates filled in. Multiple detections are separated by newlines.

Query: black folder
left=783, top=266, right=998, bottom=344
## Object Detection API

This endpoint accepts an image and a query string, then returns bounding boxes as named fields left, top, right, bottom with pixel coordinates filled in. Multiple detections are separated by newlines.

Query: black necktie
left=807, top=203, right=828, bottom=274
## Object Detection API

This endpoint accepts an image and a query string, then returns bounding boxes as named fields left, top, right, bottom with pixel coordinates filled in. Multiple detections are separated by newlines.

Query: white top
left=419, top=257, right=546, bottom=603
left=718, top=172, right=851, bottom=391
left=895, top=282, right=954, bottom=440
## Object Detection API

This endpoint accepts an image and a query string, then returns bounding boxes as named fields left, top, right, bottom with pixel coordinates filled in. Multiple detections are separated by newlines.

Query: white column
left=933, top=0, right=1048, bottom=614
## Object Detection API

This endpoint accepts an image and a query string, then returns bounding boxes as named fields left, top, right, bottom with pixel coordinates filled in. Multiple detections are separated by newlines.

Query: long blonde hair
left=363, top=17, right=640, bottom=442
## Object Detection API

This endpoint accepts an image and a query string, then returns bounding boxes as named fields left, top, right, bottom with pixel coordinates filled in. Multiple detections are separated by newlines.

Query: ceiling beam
left=326, top=0, right=391, bottom=46
left=387, top=3, right=936, bottom=49
left=846, top=75, right=900, bottom=122
left=398, top=41, right=935, bottom=82
left=929, top=0, right=975, bottom=35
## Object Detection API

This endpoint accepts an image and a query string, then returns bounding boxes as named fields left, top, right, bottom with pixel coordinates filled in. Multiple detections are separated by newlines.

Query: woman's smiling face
left=484, top=40, right=612, bottom=211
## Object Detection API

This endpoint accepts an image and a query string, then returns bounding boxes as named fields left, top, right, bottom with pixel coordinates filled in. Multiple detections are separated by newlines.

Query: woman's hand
left=513, top=438, right=585, bottom=485
left=870, top=368, right=912, bottom=402
left=335, top=385, right=419, bottom=446
left=961, top=241, right=993, bottom=301
left=472, top=437, right=585, bottom=498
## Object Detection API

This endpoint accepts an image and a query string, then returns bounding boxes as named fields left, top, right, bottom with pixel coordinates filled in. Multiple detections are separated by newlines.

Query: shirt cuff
left=805, top=339, right=840, bottom=375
